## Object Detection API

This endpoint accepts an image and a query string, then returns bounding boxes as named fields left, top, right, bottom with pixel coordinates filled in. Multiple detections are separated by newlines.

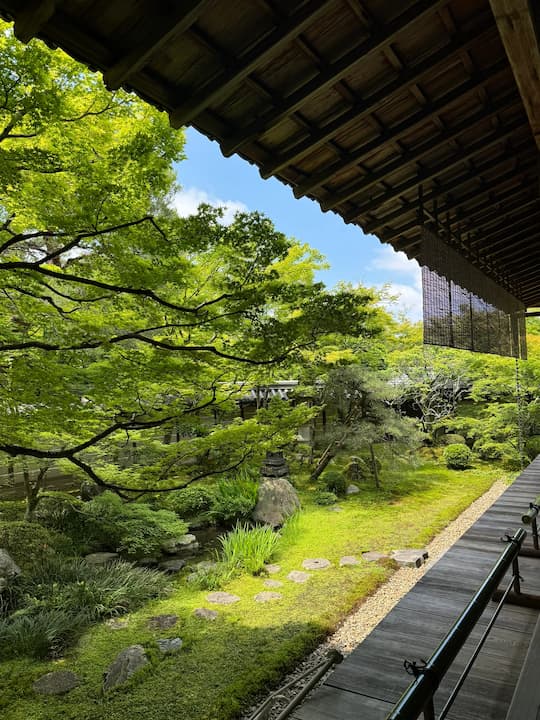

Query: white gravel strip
left=242, top=479, right=508, bottom=720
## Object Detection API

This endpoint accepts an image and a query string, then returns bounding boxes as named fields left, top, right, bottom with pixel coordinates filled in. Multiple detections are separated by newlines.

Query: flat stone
left=254, top=591, right=282, bottom=603
left=161, top=534, right=199, bottom=554
left=287, top=570, right=310, bottom=583
left=33, top=670, right=79, bottom=695
left=103, top=645, right=148, bottom=693
left=147, top=614, right=178, bottom=630
left=106, top=618, right=129, bottom=630
left=362, top=551, right=389, bottom=562
left=206, top=591, right=240, bottom=605
left=84, top=552, right=119, bottom=566
left=177, top=533, right=198, bottom=546
left=193, top=608, right=218, bottom=621
left=346, top=484, right=360, bottom=494
left=197, top=560, right=218, bottom=571
left=157, top=637, right=183, bottom=654
left=264, top=579, right=283, bottom=588
left=328, top=505, right=343, bottom=512
left=159, top=558, right=186, bottom=573
left=340, top=555, right=360, bottom=566
left=390, top=549, right=429, bottom=568
left=265, top=563, right=281, bottom=574
left=302, top=558, right=331, bottom=570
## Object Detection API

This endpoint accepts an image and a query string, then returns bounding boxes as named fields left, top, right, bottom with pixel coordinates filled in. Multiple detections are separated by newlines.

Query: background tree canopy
left=0, top=23, right=383, bottom=504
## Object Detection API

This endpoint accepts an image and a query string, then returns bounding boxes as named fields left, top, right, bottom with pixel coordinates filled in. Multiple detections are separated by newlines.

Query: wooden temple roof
left=1, top=0, right=540, bottom=305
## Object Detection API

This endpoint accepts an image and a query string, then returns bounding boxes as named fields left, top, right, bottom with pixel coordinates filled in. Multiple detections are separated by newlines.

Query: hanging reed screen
left=422, top=228, right=527, bottom=359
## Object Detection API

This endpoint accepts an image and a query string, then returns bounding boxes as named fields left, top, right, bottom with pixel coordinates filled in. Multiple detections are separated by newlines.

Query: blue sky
left=174, top=127, right=422, bottom=321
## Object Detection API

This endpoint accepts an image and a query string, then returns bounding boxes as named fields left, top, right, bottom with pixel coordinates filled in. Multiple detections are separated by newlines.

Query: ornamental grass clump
left=219, top=522, right=279, bottom=575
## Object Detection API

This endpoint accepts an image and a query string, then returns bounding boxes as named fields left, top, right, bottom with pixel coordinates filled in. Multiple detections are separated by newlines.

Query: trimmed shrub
left=219, top=523, right=279, bottom=575
left=525, top=435, right=540, bottom=461
left=0, top=501, right=25, bottom=522
left=161, top=486, right=214, bottom=517
left=37, top=491, right=188, bottom=558
left=474, top=440, right=506, bottom=461
left=313, top=490, right=338, bottom=506
left=81, top=492, right=188, bottom=558
left=443, top=443, right=473, bottom=470
left=0, top=521, right=72, bottom=570
left=321, top=469, right=347, bottom=496
left=210, top=477, right=259, bottom=526
left=441, top=434, right=467, bottom=446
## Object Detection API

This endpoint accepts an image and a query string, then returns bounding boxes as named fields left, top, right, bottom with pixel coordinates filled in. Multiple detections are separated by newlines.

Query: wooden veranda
left=293, top=456, right=540, bottom=720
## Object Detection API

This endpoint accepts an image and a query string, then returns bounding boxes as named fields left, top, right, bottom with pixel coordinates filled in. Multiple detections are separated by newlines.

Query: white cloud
left=369, top=246, right=423, bottom=321
left=370, top=245, right=421, bottom=282
left=172, top=187, right=248, bottom=225
left=377, top=283, right=423, bottom=322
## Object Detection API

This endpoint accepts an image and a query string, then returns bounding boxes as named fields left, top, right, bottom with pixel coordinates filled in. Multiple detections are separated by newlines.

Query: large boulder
left=252, top=477, right=300, bottom=527
left=0, top=548, right=21, bottom=589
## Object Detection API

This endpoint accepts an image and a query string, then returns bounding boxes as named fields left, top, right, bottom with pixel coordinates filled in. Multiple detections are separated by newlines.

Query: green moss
left=1, top=460, right=511, bottom=720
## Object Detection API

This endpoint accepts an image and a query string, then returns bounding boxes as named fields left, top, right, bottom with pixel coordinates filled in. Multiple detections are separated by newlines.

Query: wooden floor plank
left=292, top=457, right=540, bottom=720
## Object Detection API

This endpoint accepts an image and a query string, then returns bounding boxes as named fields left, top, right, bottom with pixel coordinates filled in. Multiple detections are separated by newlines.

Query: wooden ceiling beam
left=363, top=147, right=533, bottom=233
left=169, top=0, right=335, bottom=128
left=221, top=0, right=450, bottom=156
left=13, top=0, right=55, bottom=43
left=489, top=0, right=540, bottom=149
left=474, top=213, right=540, bottom=252
left=260, top=20, right=496, bottom=177
left=382, top=183, right=536, bottom=246
left=321, top=90, right=519, bottom=211
left=104, top=0, right=210, bottom=91
left=345, top=116, right=526, bottom=219
left=468, top=199, right=540, bottom=241
left=295, top=60, right=509, bottom=198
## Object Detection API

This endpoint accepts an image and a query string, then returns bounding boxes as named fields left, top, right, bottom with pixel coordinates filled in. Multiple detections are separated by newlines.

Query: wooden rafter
left=13, top=0, right=55, bottom=43
left=104, top=0, right=210, bottom=91
left=321, top=90, right=520, bottom=211
left=221, top=0, right=450, bottom=156
left=490, top=0, right=540, bottom=148
left=294, top=60, right=510, bottom=198
left=169, top=0, right=335, bottom=128
left=260, top=21, right=497, bottom=176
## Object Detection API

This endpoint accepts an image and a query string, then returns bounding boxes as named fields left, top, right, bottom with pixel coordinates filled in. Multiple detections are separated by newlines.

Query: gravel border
left=242, top=479, right=508, bottom=720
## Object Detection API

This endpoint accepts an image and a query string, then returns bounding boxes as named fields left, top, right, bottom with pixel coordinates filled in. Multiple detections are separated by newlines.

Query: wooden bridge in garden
left=293, top=455, right=540, bottom=720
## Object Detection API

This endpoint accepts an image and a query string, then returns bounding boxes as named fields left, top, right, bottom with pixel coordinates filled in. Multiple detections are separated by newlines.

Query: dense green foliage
left=443, top=443, right=473, bottom=470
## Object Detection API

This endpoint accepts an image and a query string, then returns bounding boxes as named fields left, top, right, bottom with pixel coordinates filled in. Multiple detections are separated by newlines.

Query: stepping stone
left=346, top=484, right=360, bottom=494
left=254, top=591, right=282, bottom=603
left=107, top=618, right=129, bottom=630
left=147, top=614, right=178, bottom=630
left=33, top=670, right=79, bottom=695
left=265, top=564, right=281, bottom=574
left=264, top=579, right=283, bottom=588
left=302, top=558, right=331, bottom=570
left=390, top=549, right=429, bottom=568
left=103, top=645, right=148, bottom=693
left=328, top=505, right=343, bottom=512
left=287, top=570, right=310, bottom=583
left=159, top=558, right=186, bottom=573
left=157, top=637, right=182, bottom=654
left=340, top=555, right=360, bottom=566
left=206, top=591, right=240, bottom=605
left=362, top=551, right=389, bottom=563
left=194, top=608, right=218, bottom=621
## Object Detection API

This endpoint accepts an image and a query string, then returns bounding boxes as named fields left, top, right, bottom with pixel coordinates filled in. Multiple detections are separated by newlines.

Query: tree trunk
left=310, top=444, right=336, bottom=481
left=369, top=443, right=380, bottom=489
left=23, top=465, right=47, bottom=522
